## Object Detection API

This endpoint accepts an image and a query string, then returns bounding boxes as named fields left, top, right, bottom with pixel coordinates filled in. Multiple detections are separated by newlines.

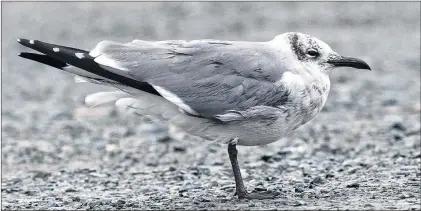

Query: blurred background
left=2, top=2, right=420, bottom=210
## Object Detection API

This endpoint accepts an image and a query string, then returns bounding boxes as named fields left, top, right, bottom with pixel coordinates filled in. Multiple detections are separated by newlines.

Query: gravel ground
left=1, top=2, right=420, bottom=210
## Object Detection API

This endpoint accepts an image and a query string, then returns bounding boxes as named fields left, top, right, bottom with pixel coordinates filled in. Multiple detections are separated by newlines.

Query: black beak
left=327, top=56, right=371, bottom=70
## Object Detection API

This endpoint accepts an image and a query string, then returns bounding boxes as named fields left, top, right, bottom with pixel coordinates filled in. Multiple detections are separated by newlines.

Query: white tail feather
left=113, top=94, right=215, bottom=142
left=85, top=91, right=130, bottom=107
left=115, top=97, right=139, bottom=113
left=114, top=93, right=181, bottom=120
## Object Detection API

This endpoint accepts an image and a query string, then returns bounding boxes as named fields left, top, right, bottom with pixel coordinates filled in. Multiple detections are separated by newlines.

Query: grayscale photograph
left=2, top=1, right=420, bottom=210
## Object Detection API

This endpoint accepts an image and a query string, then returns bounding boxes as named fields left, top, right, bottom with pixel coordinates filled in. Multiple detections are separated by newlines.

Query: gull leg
left=227, top=141, right=280, bottom=200
left=227, top=142, right=247, bottom=198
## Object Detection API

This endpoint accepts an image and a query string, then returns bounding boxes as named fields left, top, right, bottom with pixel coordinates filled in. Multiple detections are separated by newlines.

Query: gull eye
left=307, top=49, right=320, bottom=57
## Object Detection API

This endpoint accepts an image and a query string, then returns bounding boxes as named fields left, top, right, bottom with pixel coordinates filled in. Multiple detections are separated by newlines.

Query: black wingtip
left=17, top=38, right=29, bottom=43
left=17, top=38, right=26, bottom=43
left=17, top=38, right=32, bottom=47
left=18, top=52, right=68, bottom=69
left=17, top=38, right=163, bottom=97
left=18, top=52, right=32, bottom=58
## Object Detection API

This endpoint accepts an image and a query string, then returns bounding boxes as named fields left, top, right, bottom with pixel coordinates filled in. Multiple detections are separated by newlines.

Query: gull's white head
left=271, top=32, right=371, bottom=74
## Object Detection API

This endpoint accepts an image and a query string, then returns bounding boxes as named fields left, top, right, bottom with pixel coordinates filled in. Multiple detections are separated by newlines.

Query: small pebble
left=293, top=200, right=308, bottom=206
left=348, top=167, right=360, bottom=174
left=346, top=182, right=360, bottom=188
left=364, top=203, right=374, bottom=208
left=261, top=155, right=273, bottom=162
left=173, top=146, right=186, bottom=152
left=311, top=176, right=324, bottom=185
left=64, top=187, right=77, bottom=193
left=391, top=122, right=406, bottom=131
left=325, top=173, right=335, bottom=178
left=295, top=185, right=305, bottom=193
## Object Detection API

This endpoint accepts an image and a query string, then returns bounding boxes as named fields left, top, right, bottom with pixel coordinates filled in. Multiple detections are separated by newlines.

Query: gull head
left=271, top=32, right=371, bottom=74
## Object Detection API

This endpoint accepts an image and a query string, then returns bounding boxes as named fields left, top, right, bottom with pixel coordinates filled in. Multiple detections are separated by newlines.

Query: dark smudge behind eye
left=289, top=33, right=323, bottom=62
left=289, top=33, right=307, bottom=61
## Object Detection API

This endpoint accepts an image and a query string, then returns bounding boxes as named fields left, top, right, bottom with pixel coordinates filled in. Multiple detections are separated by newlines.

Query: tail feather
left=74, top=75, right=91, bottom=83
left=17, top=38, right=161, bottom=97
left=85, top=91, right=130, bottom=107
left=115, top=95, right=180, bottom=120
left=114, top=94, right=213, bottom=139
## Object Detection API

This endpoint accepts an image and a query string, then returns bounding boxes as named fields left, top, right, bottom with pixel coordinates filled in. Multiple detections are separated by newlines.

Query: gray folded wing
left=90, top=39, right=290, bottom=119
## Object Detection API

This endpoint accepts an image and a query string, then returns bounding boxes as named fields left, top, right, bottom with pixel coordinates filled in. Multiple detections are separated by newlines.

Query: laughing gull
left=17, top=32, right=371, bottom=199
